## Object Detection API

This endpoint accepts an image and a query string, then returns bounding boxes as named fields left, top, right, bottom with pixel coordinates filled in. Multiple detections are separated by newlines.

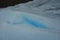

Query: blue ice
left=6, top=14, right=47, bottom=29
left=23, top=16, right=48, bottom=29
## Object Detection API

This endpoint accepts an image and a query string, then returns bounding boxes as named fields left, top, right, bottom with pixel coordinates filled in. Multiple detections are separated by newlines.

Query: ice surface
left=0, top=0, right=60, bottom=40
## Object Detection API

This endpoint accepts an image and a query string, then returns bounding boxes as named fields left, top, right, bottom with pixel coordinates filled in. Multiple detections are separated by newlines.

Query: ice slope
left=0, top=9, right=60, bottom=40
left=0, top=0, right=60, bottom=40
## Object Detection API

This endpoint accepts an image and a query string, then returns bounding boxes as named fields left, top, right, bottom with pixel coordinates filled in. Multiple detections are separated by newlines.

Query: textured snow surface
left=0, top=0, right=60, bottom=40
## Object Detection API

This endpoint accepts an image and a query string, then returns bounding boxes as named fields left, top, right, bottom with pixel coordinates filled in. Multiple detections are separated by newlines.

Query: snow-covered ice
left=0, top=0, right=60, bottom=40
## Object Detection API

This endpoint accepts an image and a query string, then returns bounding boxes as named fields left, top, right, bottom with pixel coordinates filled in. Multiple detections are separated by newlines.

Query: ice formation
left=0, top=0, right=60, bottom=40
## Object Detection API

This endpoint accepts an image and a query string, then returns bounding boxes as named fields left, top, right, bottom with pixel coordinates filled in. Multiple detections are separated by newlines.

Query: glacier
left=0, top=0, right=60, bottom=40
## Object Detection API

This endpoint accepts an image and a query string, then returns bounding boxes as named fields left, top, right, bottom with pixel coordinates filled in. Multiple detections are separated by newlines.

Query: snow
left=0, top=0, right=60, bottom=40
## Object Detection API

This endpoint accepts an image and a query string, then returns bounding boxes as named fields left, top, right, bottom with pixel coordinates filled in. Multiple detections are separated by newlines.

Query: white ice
left=0, top=0, right=60, bottom=40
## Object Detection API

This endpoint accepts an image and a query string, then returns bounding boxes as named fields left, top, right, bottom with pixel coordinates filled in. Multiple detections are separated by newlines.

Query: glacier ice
left=0, top=0, right=60, bottom=40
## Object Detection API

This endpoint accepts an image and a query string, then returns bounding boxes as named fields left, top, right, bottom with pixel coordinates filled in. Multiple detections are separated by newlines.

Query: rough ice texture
left=0, top=0, right=60, bottom=40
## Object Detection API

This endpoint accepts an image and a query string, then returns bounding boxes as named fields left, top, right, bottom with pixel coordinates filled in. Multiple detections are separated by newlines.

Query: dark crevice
left=46, top=8, right=60, bottom=11
left=0, top=0, right=33, bottom=8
